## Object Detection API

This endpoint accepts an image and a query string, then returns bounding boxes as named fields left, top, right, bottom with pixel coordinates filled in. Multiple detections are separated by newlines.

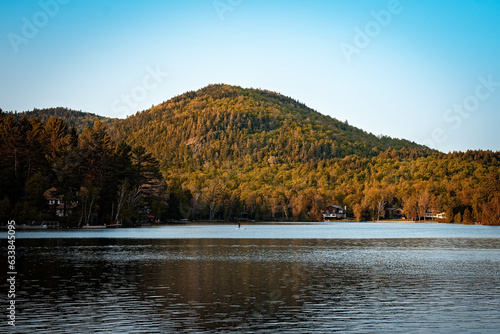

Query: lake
left=2, top=223, right=500, bottom=333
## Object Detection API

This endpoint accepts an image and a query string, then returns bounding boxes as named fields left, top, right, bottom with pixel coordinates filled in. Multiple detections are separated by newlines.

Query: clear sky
left=1, top=0, right=499, bottom=153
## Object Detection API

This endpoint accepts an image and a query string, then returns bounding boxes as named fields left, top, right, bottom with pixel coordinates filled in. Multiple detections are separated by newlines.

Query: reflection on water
left=1, top=225, right=500, bottom=333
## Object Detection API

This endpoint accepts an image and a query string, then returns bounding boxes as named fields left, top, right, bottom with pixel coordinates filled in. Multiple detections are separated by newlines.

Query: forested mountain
left=109, top=84, right=432, bottom=169
left=1, top=85, right=499, bottom=225
left=11, top=86, right=432, bottom=161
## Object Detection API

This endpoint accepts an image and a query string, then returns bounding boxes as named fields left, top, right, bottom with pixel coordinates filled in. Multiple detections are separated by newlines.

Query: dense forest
left=1, top=84, right=499, bottom=225
left=11, top=107, right=115, bottom=133
left=0, top=113, right=168, bottom=227
left=109, top=84, right=433, bottom=166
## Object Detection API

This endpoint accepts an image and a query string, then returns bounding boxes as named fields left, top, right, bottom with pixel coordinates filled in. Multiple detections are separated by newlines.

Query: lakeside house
left=322, top=205, right=347, bottom=220
left=43, top=187, right=82, bottom=217
left=425, top=210, right=446, bottom=220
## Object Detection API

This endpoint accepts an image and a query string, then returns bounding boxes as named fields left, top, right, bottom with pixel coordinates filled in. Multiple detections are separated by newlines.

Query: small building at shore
left=425, top=210, right=446, bottom=220
left=322, top=205, right=347, bottom=220
left=43, top=187, right=83, bottom=217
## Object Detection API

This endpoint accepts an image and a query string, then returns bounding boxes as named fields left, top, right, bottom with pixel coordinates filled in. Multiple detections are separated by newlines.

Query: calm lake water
left=2, top=223, right=500, bottom=333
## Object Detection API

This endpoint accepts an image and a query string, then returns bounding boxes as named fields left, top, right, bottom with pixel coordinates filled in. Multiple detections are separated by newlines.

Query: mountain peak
left=12, top=86, right=433, bottom=167
left=110, top=85, right=432, bottom=170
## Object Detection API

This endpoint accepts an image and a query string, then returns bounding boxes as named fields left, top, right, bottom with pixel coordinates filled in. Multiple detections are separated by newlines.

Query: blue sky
left=1, top=0, right=499, bottom=152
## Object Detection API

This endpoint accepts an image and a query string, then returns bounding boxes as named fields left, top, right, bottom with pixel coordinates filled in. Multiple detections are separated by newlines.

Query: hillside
left=11, top=107, right=115, bottom=133
left=2, top=85, right=499, bottom=225
left=9, top=85, right=433, bottom=165
left=109, top=84, right=432, bottom=171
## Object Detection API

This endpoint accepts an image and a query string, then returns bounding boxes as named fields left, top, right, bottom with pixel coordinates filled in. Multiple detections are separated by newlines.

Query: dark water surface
left=2, top=223, right=500, bottom=333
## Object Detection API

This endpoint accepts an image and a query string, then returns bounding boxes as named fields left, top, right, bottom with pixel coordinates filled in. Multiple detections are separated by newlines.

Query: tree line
left=159, top=149, right=500, bottom=225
